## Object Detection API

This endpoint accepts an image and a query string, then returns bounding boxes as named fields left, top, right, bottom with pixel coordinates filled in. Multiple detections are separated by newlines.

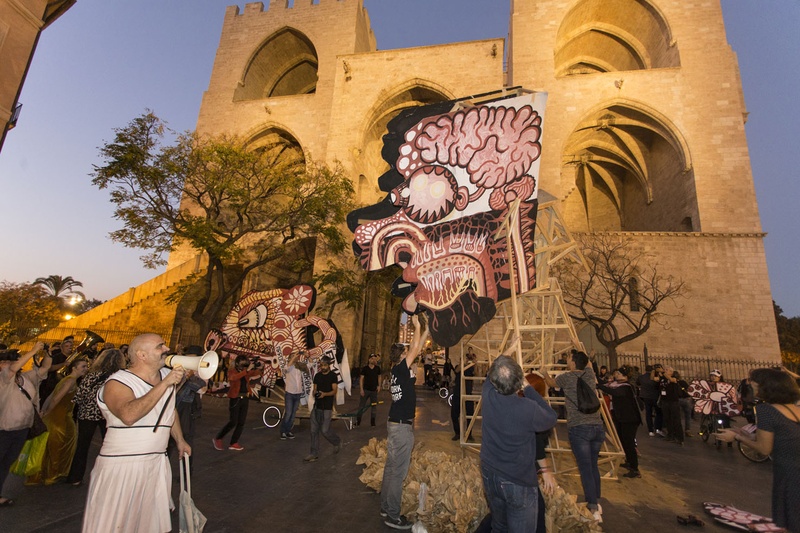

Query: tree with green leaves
left=557, top=234, right=685, bottom=370
left=33, top=275, right=85, bottom=302
left=92, top=112, right=356, bottom=334
left=0, top=281, right=63, bottom=344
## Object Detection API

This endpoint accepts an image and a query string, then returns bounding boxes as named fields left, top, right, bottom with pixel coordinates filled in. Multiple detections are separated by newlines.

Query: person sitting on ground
left=717, top=367, right=800, bottom=533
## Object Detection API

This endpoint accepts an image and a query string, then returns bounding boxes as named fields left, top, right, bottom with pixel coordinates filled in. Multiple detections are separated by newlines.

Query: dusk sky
left=1, top=1, right=797, bottom=318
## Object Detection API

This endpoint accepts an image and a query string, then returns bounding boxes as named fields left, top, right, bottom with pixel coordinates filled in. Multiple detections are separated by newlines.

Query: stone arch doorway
left=555, top=0, right=680, bottom=77
left=561, top=101, right=698, bottom=232
left=356, top=82, right=453, bottom=205
left=234, top=27, right=318, bottom=101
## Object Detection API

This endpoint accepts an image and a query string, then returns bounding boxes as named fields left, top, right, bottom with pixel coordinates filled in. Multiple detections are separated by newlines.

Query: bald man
left=82, top=333, right=190, bottom=533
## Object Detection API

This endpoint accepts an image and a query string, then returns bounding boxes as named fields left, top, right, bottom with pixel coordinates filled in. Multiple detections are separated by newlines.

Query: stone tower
left=80, top=0, right=774, bottom=364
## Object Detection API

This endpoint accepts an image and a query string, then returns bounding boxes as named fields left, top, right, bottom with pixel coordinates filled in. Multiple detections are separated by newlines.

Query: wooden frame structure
left=454, top=196, right=625, bottom=480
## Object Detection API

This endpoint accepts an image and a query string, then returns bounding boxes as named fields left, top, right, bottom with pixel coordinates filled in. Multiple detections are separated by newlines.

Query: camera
left=42, top=342, right=50, bottom=352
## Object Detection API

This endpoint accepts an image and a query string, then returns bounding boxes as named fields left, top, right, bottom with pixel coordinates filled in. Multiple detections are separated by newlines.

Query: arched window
left=555, top=0, right=679, bottom=77
left=234, top=28, right=318, bottom=101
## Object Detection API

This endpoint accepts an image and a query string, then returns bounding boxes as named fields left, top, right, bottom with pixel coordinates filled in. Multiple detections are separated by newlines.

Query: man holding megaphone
left=82, top=333, right=191, bottom=533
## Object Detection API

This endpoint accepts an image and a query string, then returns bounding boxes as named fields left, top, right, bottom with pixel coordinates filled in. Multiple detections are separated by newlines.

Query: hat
left=710, top=369, right=722, bottom=377
left=0, top=349, right=20, bottom=362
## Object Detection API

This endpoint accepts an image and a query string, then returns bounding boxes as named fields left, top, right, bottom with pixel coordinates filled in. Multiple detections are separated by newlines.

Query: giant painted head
left=204, top=285, right=342, bottom=390
left=348, top=92, right=547, bottom=346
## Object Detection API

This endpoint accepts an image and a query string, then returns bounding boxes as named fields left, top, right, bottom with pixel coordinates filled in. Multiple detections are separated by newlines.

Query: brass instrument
left=58, top=330, right=104, bottom=376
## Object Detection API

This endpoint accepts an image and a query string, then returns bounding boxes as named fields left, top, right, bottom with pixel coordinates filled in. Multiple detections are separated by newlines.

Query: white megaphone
left=164, top=351, right=219, bottom=380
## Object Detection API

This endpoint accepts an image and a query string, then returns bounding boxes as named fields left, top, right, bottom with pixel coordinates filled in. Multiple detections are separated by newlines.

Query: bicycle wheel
left=699, top=416, right=711, bottom=442
left=447, top=394, right=453, bottom=407
left=262, top=405, right=282, bottom=428
left=439, top=387, right=449, bottom=399
left=739, top=441, right=770, bottom=463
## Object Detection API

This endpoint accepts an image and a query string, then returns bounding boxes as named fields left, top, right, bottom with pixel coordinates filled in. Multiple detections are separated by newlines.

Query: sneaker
left=334, top=444, right=341, bottom=454
left=212, top=438, right=223, bottom=451
left=228, top=443, right=244, bottom=451
left=623, top=469, right=642, bottom=478
left=280, top=433, right=288, bottom=440
left=303, top=454, right=318, bottom=463
left=648, top=432, right=655, bottom=437
left=286, top=432, right=295, bottom=440
left=655, top=430, right=665, bottom=437
left=380, top=509, right=388, bottom=518
left=384, top=515, right=413, bottom=530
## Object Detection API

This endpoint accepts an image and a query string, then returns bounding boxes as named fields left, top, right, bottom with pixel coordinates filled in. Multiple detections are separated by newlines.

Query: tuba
left=59, top=330, right=105, bottom=376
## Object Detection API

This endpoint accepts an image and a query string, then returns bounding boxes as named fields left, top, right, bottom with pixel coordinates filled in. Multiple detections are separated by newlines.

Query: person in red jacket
left=213, top=355, right=261, bottom=451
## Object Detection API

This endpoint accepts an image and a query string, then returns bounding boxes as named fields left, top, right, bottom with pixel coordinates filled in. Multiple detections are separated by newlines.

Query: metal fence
left=594, top=352, right=780, bottom=384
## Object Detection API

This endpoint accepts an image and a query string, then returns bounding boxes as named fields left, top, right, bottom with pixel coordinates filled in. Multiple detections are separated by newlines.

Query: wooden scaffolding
left=453, top=196, right=625, bottom=480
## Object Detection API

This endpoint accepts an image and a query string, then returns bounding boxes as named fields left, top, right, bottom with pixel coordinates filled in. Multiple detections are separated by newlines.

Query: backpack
left=576, top=371, right=601, bottom=414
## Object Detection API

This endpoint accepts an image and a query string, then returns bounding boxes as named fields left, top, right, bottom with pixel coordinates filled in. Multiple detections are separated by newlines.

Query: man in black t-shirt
left=380, top=315, right=428, bottom=530
left=304, top=356, right=341, bottom=462
left=358, top=353, right=381, bottom=426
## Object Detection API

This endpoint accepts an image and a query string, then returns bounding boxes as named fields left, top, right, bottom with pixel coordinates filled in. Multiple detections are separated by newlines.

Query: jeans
left=380, top=421, right=414, bottom=519
left=679, top=397, right=693, bottom=430
left=642, top=397, right=662, bottom=433
left=357, top=389, right=378, bottom=425
left=480, top=465, right=538, bottom=533
left=310, top=408, right=340, bottom=456
left=281, top=392, right=303, bottom=434
left=217, top=397, right=249, bottom=445
left=568, top=424, right=605, bottom=509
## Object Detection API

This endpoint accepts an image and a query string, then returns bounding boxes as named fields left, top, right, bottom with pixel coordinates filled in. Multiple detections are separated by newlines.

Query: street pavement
left=1, top=386, right=773, bottom=532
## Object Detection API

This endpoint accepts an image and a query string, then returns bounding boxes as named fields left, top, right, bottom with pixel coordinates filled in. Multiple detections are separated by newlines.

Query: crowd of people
left=2, top=328, right=799, bottom=533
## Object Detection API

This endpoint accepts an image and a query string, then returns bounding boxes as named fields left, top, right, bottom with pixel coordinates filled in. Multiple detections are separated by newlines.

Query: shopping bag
left=179, top=454, right=206, bottom=533
left=10, top=432, right=49, bottom=477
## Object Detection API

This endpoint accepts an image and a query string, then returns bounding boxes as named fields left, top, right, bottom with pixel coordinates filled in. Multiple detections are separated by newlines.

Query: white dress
left=82, top=368, right=175, bottom=533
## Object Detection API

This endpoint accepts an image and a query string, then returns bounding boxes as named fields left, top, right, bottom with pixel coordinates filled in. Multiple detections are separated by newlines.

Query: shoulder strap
left=14, top=372, right=39, bottom=411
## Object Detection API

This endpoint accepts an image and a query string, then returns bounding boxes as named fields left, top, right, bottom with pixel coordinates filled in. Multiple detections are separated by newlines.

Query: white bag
left=179, top=455, right=207, bottom=533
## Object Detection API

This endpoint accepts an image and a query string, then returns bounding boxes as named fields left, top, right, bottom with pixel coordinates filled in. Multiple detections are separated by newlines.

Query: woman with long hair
left=65, top=349, right=127, bottom=486
left=28, top=357, right=89, bottom=485
left=717, top=368, right=800, bottom=532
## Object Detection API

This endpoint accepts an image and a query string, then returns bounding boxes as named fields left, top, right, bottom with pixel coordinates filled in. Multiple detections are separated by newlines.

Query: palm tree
left=33, top=275, right=85, bottom=305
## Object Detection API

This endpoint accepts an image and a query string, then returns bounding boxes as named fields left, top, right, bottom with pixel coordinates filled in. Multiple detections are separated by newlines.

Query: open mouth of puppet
left=404, top=255, right=486, bottom=312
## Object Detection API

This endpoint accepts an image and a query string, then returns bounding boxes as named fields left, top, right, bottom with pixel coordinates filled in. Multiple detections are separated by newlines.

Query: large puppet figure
left=347, top=91, right=547, bottom=347
left=204, top=284, right=350, bottom=406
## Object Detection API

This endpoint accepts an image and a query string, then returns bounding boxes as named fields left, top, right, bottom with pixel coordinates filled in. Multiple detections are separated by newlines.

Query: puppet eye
left=239, top=304, right=268, bottom=328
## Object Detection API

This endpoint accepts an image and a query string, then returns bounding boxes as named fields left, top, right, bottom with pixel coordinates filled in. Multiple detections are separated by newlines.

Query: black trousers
left=615, top=421, right=640, bottom=470
left=217, top=397, right=249, bottom=445
left=66, top=418, right=106, bottom=484
left=662, top=400, right=683, bottom=443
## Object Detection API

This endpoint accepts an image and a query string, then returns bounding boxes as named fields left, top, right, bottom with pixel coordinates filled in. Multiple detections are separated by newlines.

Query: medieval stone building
left=64, top=0, right=780, bottom=366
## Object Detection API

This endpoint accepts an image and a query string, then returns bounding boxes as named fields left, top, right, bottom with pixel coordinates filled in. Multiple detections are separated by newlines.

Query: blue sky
left=1, top=1, right=798, bottom=318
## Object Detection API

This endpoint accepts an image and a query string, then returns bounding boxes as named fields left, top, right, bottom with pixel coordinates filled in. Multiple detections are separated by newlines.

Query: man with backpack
left=541, top=351, right=605, bottom=523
